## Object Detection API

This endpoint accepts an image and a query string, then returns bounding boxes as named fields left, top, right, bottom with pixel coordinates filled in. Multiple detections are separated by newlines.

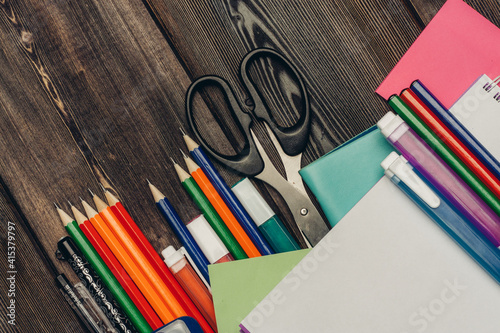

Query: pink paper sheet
left=376, top=0, right=500, bottom=109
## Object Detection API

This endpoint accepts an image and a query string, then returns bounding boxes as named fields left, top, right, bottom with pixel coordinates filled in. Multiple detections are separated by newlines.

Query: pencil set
left=53, top=133, right=301, bottom=333
left=55, top=191, right=214, bottom=333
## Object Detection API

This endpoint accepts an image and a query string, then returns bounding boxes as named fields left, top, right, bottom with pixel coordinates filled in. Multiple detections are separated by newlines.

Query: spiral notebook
left=449, top=74, right=500, bottom=162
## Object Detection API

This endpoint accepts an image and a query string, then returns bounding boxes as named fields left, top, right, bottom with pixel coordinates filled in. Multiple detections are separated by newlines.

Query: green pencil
left=56, top=205, right=152, bottom=333
left=388, top=95, right=500, bottom=217
left=172, top=161, right=248, bottom=260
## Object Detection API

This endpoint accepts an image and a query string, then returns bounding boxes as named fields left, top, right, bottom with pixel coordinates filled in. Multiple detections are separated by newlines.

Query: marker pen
left=179, top=247, right=211, bottom=291
left=381, top=152, right=500, bottom=284
left=186, top=215, right=234, bottom=264
left=232, top=178, right=300, bottom=253
left=377, top=112, right=500, bottom=248
left=162, top=246, right=217, bottom=331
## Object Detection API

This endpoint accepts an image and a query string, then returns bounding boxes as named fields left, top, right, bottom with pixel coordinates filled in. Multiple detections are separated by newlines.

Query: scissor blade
left=250, top=129, right=330, bottom=246
left=261, top=123, right=308, bottom=196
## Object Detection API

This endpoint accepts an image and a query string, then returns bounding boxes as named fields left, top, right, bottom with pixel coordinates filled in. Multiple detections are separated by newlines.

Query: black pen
left=56, top=273, right=113, bottom=333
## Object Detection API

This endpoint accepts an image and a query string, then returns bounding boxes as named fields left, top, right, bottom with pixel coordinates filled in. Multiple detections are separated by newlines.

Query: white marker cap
left=232, top=178, right=274, bottom=227
left=381, top=152, right=440, bottom=208
left=377, top=112, right=404, bottom=138
left=162, top=246, right=183, bottom=268
left=186, top=215, right=230, bottom=264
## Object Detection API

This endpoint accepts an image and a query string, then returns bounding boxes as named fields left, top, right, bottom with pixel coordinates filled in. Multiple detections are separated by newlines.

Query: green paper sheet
left=209, top=249, right=310, bottom=333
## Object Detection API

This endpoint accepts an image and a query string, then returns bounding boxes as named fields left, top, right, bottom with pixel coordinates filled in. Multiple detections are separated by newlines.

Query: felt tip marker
left=377, top=112, right=500, bottom=248
left=232, top=178, right=300, bottom=253
left=382, top=152, right=500, bottom=284
left=162, top=246, right=217, bottom=331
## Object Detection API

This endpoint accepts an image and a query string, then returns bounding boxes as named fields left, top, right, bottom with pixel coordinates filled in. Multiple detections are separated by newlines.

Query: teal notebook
left=300, top=125, right=393, bottom=227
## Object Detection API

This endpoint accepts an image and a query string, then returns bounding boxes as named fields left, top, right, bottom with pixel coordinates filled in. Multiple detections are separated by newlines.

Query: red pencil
left=103, top=189, right=216, bottom=333
left=71, top=203, right=164, bottom=330
left=401, top=89, right=500, bottom=199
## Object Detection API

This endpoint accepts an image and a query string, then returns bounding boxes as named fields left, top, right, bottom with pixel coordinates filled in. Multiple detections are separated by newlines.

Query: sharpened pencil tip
left=88, top=188, right=95, bottom=197
left=170, top=157, right=176, bottom=165
left=146, top=178, right=151, bottom=185
left=179, top=126, right=186, bottom=136
left=179, top=149, right=188, bottom=159
left=99, top=183, right=106, bottom=192
left=54, top=202, right=60, bottom=209
left=79, top=196, right=84, bottom=202
left=67, top=200, right=73, bottom=207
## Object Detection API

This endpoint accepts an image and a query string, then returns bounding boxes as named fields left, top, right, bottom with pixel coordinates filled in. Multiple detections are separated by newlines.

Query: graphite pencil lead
left=99, top=183, right=106, bottom=192
left=67, top=200, right=73, bottom=207
left=54, top=202, right=61, bottom=209
left=146, top=178, right=151, bottom=184
left=179, top=149, right=188, bottom=159
left=179, top=126, right=186, bottom=136
left=79, top=196, right=84, bottom=202
left=170, top=157, right=177, bottom=165
left=88, top=188, right=95, bottom=197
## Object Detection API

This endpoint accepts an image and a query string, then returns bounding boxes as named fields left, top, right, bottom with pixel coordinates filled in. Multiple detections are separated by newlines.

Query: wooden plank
left=0, top=179, right=85, bottom=332
left=407, top=0, right=500, bottom=26
left=141, top=0, right=426, bottom=242
left=144, top=0, right=423, bottom=151
left=0, top=0, right=202, bottom=322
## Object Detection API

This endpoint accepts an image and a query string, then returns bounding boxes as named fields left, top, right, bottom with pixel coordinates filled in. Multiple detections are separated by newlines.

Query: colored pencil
left=183, top=133, right=274, bottom=255
left=148, top=182, right=211, bottom=283
left=388, top=96, right=500, bottom=217
left=91, top=192, right=214, bottom=333
left=182, top=152, right=261, bottom=258
left=401, top=89, right=500, bottom=199
left=410, top=80, right=500, bottom=182
left=102, top=189, right=215, bottom=333
left=173, top=160, right=248, bottom=260
left=80, top=199, right=175, bottom=324
left=55, top=205, right=152, bottom=333
left=71, top=204, right=163, bottom=330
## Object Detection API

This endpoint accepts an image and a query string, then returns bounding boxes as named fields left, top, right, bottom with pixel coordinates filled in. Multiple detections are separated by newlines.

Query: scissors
left=185, top=48, right=329, bottom=246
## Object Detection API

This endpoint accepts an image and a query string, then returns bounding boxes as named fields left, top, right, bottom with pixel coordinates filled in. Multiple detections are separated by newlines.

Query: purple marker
left=377, top=112, right=500, bottom=248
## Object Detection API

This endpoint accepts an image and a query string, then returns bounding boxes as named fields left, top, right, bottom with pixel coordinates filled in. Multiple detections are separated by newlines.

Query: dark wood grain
left=0, top=180, right=85, bottom=332
left=141, top=0, right=427, bottom=244
left=1, top=0, right=499, bottom=331
left=408, top=0, right=500, bottom=26
left=0, top=0, right=202, bottom=327
left=144, top=0, right=423, bottom=152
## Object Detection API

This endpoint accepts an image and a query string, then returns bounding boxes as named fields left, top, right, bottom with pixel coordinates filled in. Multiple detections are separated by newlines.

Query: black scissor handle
left=239, top=48, right=311, bottom=156
left=185, top=75, right=265, bottom=176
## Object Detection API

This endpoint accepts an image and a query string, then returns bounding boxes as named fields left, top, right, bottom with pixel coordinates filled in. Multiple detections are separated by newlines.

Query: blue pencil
left=183, top=134, right=275, bottom=255
left=410, top=80, right=500, bottom=182
left=148, top=181, right=211, bottom=283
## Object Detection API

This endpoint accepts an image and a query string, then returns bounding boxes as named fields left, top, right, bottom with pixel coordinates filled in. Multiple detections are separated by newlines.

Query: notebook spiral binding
left=483, top=76, right=500, bottom=102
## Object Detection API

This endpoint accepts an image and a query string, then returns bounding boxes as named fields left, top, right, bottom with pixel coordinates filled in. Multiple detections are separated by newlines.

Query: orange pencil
left=80, top=199, right=175, bottom=324
left=102, top=189, right=215, bottom=333
left=182, top=151, right=261, bottom=258
left=90, top=193, right=191, bottom=323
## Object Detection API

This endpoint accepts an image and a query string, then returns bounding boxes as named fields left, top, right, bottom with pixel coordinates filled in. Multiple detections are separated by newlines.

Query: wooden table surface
left=1, top=0, right=499, bottom=331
